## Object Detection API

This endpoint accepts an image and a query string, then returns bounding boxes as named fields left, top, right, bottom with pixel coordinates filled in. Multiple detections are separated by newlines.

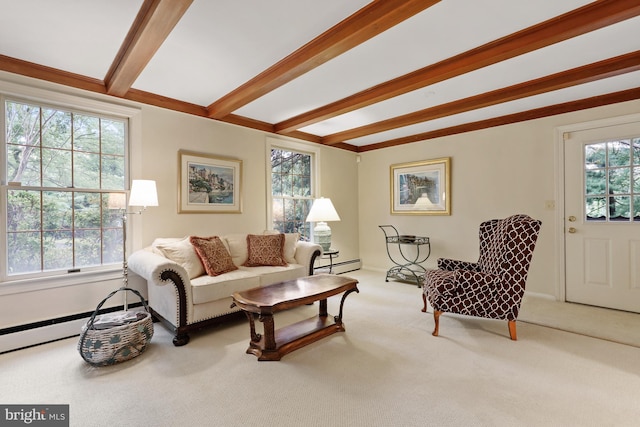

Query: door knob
left=568, top=216, right=576, bottom=222
left=568, top=227, right=577, bottom=233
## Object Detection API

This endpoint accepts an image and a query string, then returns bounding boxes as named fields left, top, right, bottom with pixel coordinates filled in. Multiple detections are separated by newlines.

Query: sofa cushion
left=224, top=233, right=249, bottom=266
left=264, top=231, right=299, bottom=264
left=190, top=236, right=238, bottom=276
left=155, top=237, right=205, bottom=279
left=239, top=264, right=307, bottom=287
left=243, top=234, right=287, bottom=267
left=190, top=269, right=261, bottom=304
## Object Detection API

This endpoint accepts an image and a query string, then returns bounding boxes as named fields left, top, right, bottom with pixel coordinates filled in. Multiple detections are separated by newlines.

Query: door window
left=584, top=137, right=640, bottom=221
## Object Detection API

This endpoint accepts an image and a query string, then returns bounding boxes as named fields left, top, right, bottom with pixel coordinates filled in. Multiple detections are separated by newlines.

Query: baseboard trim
left=314, top=259, right=361, bottom=275
left=0, top=302, right=143, bottom=355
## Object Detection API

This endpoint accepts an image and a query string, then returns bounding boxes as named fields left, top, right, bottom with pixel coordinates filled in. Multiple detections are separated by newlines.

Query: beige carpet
left=3, top=269, right=640, bottom=426
left=519, top=293, right=640, bottom=348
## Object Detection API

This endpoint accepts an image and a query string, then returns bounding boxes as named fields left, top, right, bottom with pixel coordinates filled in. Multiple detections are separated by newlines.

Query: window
left=3, top=98, right=127, bottom=278
left=269, top=142, right=317, bottom=240
left=584, top=137, right=640, bottom=221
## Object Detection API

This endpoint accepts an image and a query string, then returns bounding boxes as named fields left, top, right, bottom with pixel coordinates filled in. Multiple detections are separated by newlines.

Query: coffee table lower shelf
left=247, top=314, right=344, bottom=361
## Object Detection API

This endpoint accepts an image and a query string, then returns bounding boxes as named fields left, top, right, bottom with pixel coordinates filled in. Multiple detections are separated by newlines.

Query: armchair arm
left=452, top=269, right=501, bottom=301
left=437, top=258, right=480, bottom=272
left=294, top=241, right=323, bottom=275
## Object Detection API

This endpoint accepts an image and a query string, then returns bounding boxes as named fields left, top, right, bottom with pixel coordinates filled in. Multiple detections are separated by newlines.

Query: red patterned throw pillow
left=189, top=236, right=238, bottom=276
left=243, top=234, right=288, bottom=267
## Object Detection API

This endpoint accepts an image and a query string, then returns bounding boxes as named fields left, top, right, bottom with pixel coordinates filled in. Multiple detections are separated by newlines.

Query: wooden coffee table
left=231, top=275, right=359, bottom=361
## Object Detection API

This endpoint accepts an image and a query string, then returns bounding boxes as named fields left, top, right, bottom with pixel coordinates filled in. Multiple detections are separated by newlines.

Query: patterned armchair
left=422, top=214, right=541, bottom=340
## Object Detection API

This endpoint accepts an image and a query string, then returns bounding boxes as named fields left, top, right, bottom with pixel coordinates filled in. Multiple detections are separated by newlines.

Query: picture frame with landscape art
left=390, top=157, right=450, bottom=215
left=178, top=150, right=242, bottom=213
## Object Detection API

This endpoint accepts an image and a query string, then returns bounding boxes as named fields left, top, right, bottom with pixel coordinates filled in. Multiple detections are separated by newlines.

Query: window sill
left=0, top=268, right=124, bottom=296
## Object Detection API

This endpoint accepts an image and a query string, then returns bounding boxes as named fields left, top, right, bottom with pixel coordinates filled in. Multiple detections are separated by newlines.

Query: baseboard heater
left=0, top=302, right=143, bottom=355
left=314, top=258, right=361, bottom=275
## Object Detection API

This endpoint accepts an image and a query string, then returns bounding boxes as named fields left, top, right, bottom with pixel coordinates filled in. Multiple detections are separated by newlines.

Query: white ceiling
left=0, top=0, right=639, bottom=151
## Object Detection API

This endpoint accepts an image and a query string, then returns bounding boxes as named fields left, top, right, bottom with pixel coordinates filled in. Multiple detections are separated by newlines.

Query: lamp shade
left=129, top=180, right=158, bottom=207
left=305, top=197, right=340, bottom=222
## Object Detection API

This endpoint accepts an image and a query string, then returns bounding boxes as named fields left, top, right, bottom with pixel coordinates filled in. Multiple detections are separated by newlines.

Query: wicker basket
left=78, top=287, right=154, bottom=367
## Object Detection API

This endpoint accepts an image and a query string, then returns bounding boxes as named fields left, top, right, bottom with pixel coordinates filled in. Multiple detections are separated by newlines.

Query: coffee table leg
left=259, top=314, right=277, bottom=351
left=335, top=287, right=360, bottom=323
left=319, top=299, right=328, bottom=317
left=244, top=311, right=261, bottom=343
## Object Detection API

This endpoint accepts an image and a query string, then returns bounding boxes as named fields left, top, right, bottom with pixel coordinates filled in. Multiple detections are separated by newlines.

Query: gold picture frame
left=178, top=150, right=242, bottom=213
left=390, top=157, right=451, bottom=215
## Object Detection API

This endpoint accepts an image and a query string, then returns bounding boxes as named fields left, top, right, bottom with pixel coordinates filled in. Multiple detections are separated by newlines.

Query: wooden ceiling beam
left=322, top=50, right=640, bottom=145
left=356, top=87, right=640, bottom=152
left=206, top=0, right=441, bottom=119
left=275, top=0, right=640, bottom=134
left=105, top=0, right=193, bottom=97
left=0, top=54, right=106, bottom=93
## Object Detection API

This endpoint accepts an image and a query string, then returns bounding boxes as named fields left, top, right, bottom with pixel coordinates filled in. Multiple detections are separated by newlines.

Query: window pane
left=7, top=190, right=41, bottom=231
left=101, top=154, right=125, bottom=190
left=608, top=140, right=630, bottom=167
left=8, top=231, right=41, bottom=274
left=634, top=166, right=640, bottom=193
left=74, top=192, right=101, bottom=228
left=73, top=151, right=100, bottom=189
left=43, top=230, right=72, bottom=271
left=41, top=108, right=71, bottom=149
left=103, top=228, right=123, bottom=265
left=101, top=119, right=125, bottom=155
left=272, top=173, right=283, bottom=196
left=73, top=114, right=100, bottom=152
left=585, top=143, right=606, bottom=168
left=6, top=101, right=40, bottom=146
left=586, top=196, right=606, bottom=221
left=633, top=138, right=640, bottom=166
left=294, top=175, right=310, bottom=197
left=634, top=196, right=640, bottom=221
left=43, top=191, right=72, bottom=230
left=102, top=193, right=124, bottom=227
left=273, top=198, right=284, bottom=222
left=609, top=168, right=630, bottom=194
left=42, top=148, right=72, bottom=187
left=7, top=144, right=41, bottom=186
left=585, top=169, right=605, bottom=195
left=75, top=229, right=101, bottom=268
left=609, top=195, right=630, bottom=221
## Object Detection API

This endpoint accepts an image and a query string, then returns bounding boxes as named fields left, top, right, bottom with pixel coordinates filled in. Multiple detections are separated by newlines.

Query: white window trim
left=0, top=78, right=142, bottom=294
left=265, top=136, right=320, bottom=235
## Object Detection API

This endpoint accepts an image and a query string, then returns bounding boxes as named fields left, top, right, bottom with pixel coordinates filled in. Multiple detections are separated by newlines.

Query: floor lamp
left=110, top=180, right=158, bottom=310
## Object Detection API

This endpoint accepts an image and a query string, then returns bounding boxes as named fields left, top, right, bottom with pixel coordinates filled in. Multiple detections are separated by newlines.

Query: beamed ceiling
left=1, top=0, right=639, bottom=152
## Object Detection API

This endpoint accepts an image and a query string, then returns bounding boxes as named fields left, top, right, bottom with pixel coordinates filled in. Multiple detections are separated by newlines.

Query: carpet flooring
left=2, top=269, right=640, bottom=426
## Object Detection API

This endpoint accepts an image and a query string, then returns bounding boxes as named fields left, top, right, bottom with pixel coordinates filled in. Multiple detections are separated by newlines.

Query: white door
left=564, top=122, right=640, bottom=313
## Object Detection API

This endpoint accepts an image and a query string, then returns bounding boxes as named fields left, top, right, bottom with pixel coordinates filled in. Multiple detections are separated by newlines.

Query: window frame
left=0, top=79, right=141, bottom=293
left=265, top=137, right=320, bottom=241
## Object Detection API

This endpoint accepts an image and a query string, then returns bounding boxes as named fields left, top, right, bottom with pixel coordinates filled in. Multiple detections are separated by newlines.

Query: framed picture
left=178, top=150, right=242, bottom=213
left=390, top=157, right=451, bottom=215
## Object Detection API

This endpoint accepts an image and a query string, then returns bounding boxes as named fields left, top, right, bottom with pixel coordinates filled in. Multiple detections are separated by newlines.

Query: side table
left=321, top=249, right=339, bottom=274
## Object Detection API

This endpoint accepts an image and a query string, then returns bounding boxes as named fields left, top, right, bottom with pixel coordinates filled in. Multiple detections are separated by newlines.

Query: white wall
left=358, top=98, right=640, bottom=298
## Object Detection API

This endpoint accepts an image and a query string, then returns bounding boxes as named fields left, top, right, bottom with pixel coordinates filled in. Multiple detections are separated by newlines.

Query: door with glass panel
left=564, top=122, right=640, bottom=312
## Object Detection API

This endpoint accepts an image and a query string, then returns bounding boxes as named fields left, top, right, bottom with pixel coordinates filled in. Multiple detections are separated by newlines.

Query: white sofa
left=128, top=233, right=322, bottom=346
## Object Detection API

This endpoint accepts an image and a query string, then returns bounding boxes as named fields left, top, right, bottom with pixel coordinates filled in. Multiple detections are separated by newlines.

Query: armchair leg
left=508, top=320, right=517, bottom=341
left=432, top=310, right=442, bottom=337
left=421, top=292, right=427, bottom=312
